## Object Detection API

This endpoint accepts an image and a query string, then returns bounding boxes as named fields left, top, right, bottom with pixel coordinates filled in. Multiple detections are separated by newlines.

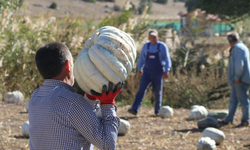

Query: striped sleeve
left=84, top=94, right=99, bottom=110
left=68, top=97, right=120, bottom=150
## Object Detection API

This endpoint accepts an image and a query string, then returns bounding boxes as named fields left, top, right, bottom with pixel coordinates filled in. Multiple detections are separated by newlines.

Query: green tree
left=82, top=0, right=96, bottom=3
left=200, top=0, right=250, bottom=20
left=185, top=0, right=200, bottom=12
left=49, top=2, right=57, bottom=9
left=138, top=0, right=153, bottom=14
left=185, top=0, right=250, bottom=20
left=155, top=0, right=168, bottom=4
left=97, top=0, right=115, bottom=1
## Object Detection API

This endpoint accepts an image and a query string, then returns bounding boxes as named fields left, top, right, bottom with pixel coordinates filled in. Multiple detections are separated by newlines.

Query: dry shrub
left=116, top=41, right=231, bottom=109
left=163, top=67, right=230, bottom=109
left=117, top=64, right=230, bottom=109
left=0, top=10, right=95, bottom=100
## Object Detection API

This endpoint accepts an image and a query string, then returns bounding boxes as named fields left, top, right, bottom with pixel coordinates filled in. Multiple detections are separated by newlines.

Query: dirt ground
left=0, top=101, right=250, bottom=150
left=15, top=0, right=186, bottom=21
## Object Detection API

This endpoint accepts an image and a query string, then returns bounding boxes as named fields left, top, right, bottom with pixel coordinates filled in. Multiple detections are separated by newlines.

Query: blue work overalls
left=132, top=43, right=163, bottom=115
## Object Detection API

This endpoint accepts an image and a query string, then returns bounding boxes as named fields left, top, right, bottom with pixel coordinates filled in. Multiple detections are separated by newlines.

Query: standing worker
left=128, top=29, right=171, bottom=116
left=220, top=32, right=250, bottom=127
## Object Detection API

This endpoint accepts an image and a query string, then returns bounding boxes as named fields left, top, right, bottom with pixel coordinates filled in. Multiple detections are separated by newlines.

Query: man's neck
left=230, top=41, right=238, bottom=47
left=150, top=41, right=158, bottom=45
left=52, top=75, right=72, bottom=86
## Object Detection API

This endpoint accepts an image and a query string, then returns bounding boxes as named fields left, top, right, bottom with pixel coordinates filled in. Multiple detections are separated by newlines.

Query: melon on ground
left=202, top=127, right=225, bottom=145
left=197, top=117, right=218, bottom=129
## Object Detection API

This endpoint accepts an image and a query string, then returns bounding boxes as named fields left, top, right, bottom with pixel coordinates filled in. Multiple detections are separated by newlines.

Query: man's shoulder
left=235, top=42, right=249, bottom=51
left=157, top=41, right=168, bottom=51
left=54, top=86, right=82, bottom=100
left=158, top=41, right=167, bottom=46
left=49, top=86, right=87, bottom=110
left=143, top=41, right=151, bottom=47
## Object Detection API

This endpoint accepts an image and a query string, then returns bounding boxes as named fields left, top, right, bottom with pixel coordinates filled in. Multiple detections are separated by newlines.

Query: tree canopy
left=185, top=0, right=250, bottom=20
left=185, top=0, right=200, bottom=12
left=155, top=0, right=168, bottom=4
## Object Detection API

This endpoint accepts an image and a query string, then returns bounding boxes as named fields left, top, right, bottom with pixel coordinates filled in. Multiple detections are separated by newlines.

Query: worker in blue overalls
left=128, top=29, right=172, bottom=116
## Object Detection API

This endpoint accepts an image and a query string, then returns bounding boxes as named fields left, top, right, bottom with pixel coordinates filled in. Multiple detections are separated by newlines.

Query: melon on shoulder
left=74, top=26, right=136, bottom=94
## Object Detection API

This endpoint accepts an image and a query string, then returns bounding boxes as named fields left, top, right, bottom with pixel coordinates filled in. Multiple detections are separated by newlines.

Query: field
left=1, top=101, right=250, bottom=150
left=1, top=1, right=250, bottom=150
left=15, top=0, right=186, bottom=20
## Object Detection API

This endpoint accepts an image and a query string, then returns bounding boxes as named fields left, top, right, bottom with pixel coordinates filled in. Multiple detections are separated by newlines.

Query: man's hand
left=234, top=80, right=240, bottom=84
left=163, top=72, right=169, bottom=80
left=138, top=71, right=143, bottom=76
left=90, top=82, right=123, bottom=105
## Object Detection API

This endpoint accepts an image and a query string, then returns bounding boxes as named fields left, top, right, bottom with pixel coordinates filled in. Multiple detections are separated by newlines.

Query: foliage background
left=1, top=0, right=250, bottom=109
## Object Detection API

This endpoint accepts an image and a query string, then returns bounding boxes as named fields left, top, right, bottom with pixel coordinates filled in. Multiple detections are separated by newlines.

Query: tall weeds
left=0, top=8, right=235, bottom=109
left=0, top=10, right=94, bottom=99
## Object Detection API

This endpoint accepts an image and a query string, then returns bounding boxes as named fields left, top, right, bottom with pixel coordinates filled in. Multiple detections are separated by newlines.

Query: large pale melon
left=74, top=26, right=136, bottom=94
left=197, top=137, right=216, bottom=150
left=202, top=127, right=225, bottom=145
left=189, top=105, right=208, bottom=120
left=4, top=91, right=24, bottom=103
left=22, top=121, right=30, bottom=138
left=158, top=106, right=174, bottom=118
left=118, top=119, right=130, bottom=136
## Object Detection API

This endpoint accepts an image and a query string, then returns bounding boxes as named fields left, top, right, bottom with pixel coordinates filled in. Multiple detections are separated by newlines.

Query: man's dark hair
left=227, top=35, right=237, bottom=42
left=35, top=42, right=70, bottom=79
left=227, top=32, right=239, bottom=42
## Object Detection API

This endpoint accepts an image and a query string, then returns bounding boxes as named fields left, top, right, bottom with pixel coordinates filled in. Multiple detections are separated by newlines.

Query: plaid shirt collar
left=43, top=79, right=76, bottom=92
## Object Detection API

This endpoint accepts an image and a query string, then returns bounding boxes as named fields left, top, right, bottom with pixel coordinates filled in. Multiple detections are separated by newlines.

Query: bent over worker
left=128, top=29, right=172, bottom=116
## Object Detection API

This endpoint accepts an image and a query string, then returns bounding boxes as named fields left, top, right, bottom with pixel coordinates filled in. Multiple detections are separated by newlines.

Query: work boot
left=218, top=120, right=230, bottom=126
left=236, top=121, right=249, bottom=128
left=128, top=108, right=137, bottom=115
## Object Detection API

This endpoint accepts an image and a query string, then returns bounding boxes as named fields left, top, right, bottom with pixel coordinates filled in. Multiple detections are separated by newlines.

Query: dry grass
left=1, top=101, right=250, bottom=150
left=117, top=106, right=250, bottom=150
left=15, top=0, right=186, bottom=20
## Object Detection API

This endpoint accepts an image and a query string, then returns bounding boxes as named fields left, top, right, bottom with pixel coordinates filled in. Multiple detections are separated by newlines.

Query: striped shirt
left=28, top=79, right=120, bottom=150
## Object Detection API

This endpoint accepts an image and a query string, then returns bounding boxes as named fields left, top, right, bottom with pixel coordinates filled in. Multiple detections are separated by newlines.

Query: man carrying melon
left=29, top=42, right=122, bottom=150
left=128, top=29, right=172, bottom=116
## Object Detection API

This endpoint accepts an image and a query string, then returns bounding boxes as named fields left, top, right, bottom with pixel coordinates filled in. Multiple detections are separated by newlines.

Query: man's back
left=29, top=79, right=93, bottom=149
left=228, top=41, right=250, bottom=85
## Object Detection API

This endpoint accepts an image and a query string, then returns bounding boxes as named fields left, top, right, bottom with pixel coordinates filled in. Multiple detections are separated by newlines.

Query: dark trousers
left=131, top=71, right=163, bottom=115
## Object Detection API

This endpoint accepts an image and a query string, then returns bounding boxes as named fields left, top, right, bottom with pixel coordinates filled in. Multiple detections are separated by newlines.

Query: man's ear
left=65, top=60, right=71, bottom=72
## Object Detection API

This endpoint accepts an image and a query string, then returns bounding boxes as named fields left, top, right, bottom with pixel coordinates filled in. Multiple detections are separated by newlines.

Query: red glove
left=90, top=82, right=123, bottom=105
left=85, top=93, right=97, bottom=100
